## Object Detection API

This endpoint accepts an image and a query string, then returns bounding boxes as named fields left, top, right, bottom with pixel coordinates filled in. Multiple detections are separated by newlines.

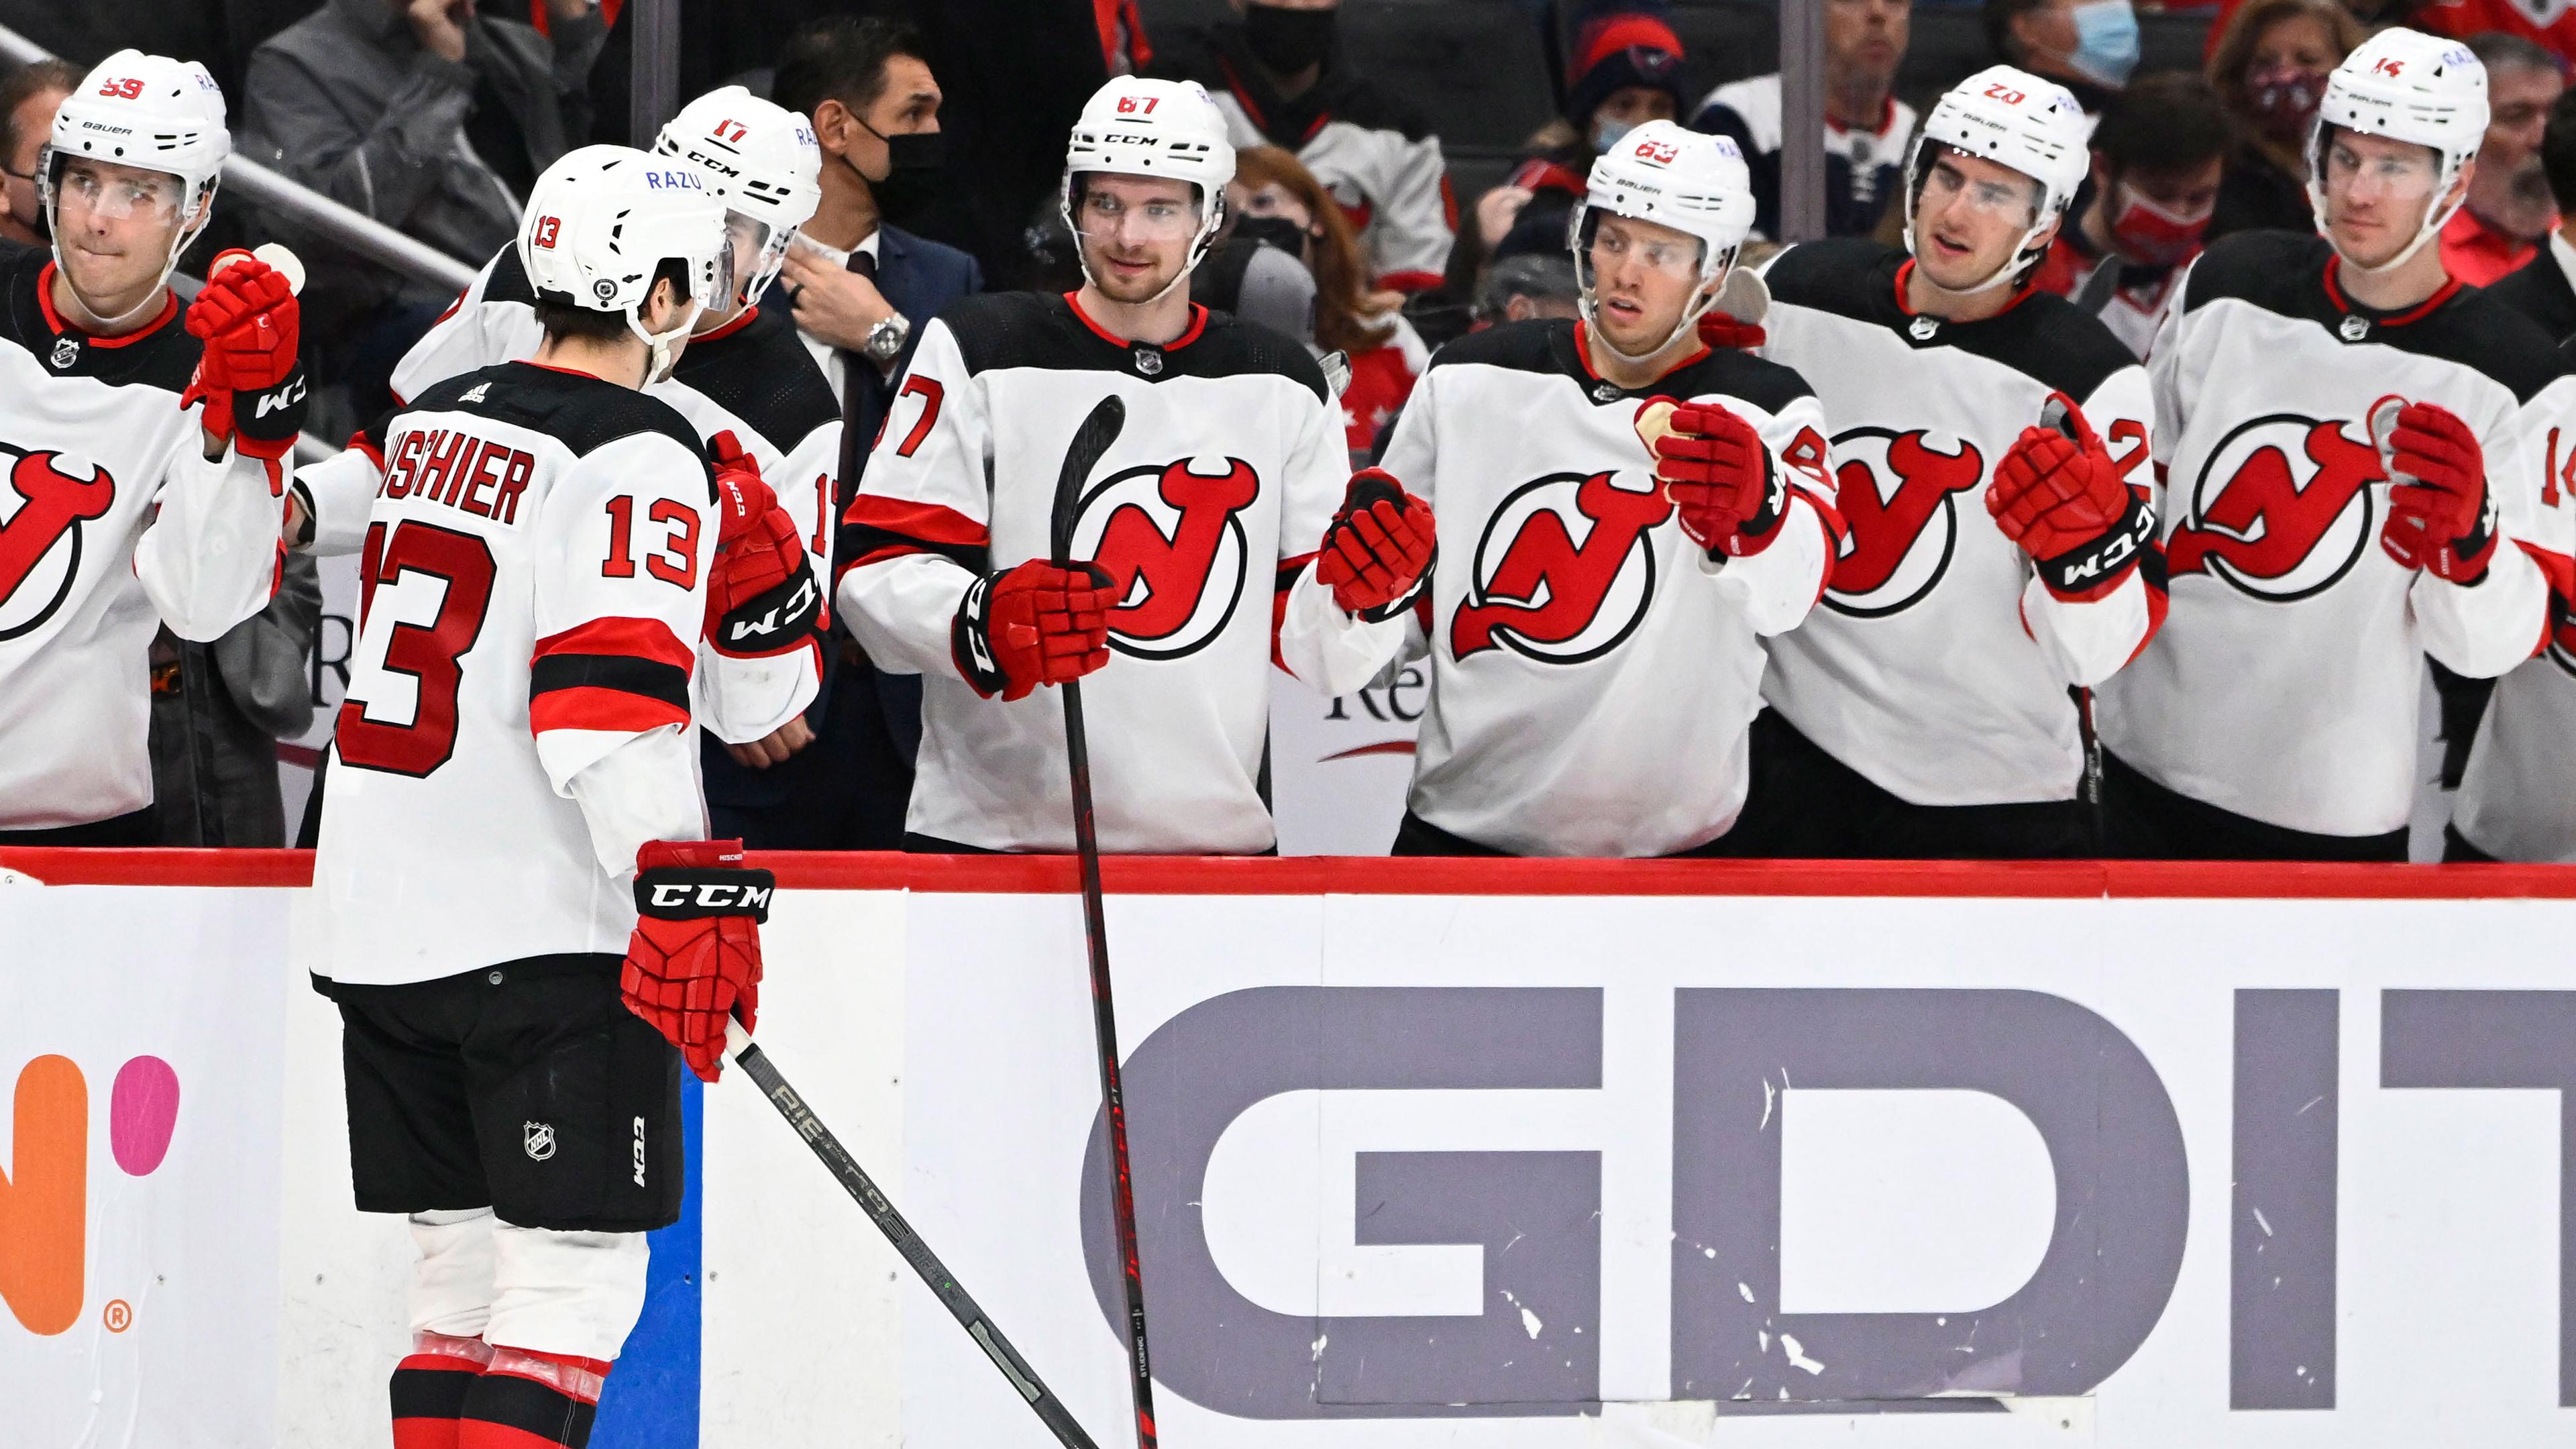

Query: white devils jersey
left=312, top=364, right=715, bottom=985
left=2097, top=231, right=2574, bottom=837
left=838, top=292, right=1400, bottom=854
left=365, top=244, right=837, bottom=739
left=1758, top=239, right=2161, bottom=808
left=1375, top=319, right=1839, bottom=857
left=0, top=246, right=284, bottom=830
left=2453, top=616, right=2576, bottom=861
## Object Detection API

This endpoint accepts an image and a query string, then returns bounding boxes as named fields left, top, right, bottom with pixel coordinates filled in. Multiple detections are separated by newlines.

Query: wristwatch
left=862, top=311, right=912, bottom=366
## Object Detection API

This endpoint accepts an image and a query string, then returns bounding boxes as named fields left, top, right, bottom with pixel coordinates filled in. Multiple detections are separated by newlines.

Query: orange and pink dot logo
left=0, top=1054, right=180, bottom=1336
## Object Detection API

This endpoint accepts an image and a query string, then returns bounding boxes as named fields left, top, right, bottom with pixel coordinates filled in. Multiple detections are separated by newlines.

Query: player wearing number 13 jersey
left=2096, top=31, right=2576, bottom=859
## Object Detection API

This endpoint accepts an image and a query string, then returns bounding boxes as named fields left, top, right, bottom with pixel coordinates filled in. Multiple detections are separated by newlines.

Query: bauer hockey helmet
left=1901, top=66, right=2091, bottom=296
left=519, top=145, right=732, bottom=385
left=654, top=87, right=821, bottom=313
left=40, top=50, right=228, bottom=326
left=2304, top=28, right=2487, bottom=276
left=1061, top=76, right=1236, bottom=303
left=1567, top=120, right=1756, bottom=362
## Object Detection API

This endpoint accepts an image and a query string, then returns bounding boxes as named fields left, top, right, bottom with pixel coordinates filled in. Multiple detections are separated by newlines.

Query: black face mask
left=1233, top=213, right=1311, bottom=263
left=1244, top=5, right=1335, bottom=76
left=858, top=125, right=946, bottom=220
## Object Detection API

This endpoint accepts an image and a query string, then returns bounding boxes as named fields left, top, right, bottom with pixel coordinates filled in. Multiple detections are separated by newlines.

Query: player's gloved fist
left=1645, top=398, right=1785, bottom=557
left=951, top=559, right=1115, bottom=702
left=706, top=431, right=774, bottom=545
left=1987, top=392, right=2155, bottom=598
left=623, top=839, right=773, bottom=1083
left=1316, top=468, right=1435, bottom=619
left=1695, top=310, right=1768, bottom=351
left=700, top=431, right=822, bottom=656
left=182, top=250, right=306, bottom=464
left=2376, top=400, right=2498, bottom=582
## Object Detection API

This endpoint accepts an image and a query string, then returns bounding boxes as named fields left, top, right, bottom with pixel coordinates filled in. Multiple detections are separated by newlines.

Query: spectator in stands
left=1152, top=0, right=1456, bottom=293
left=2033, top=72, right=2232, bottom=356
left=771, top=15, right=985, bottom=850
left=0, top=60, right=74, bottom=247
left=1485, top=9, right=1690, bottom=300
left=2420, top=0, right=2576, bottom=70
left=1694, top=0, right=1917, bottom=241
left=2438, top=32, right=2562, bottom=284
left=241, top=0, right=608, bottom=417
left=1986, top=0, right=2141, bottom=113
left=1229, top=144, right=1429, bottom=455
left=2484, top=86, right=2576, bottom=344
left=2206, top=0, right=2361, bottom=241
left=1472, top=252, right=1581, bottom=327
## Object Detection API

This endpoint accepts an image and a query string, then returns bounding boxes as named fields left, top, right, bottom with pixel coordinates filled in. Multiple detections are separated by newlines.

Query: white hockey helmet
left=1568, top=120, right=1756, bottom=361
left=2304, top=28, right=2487, bottom=275
left=519, top=145, right=732, bottom=384
left=1902, top=66, right=2091, bottom=295
left=654, top=86, right=821, bottom=311
left=40, top=50, right=229, bottom=325
left=1060, top=76, right=1236, bottom=302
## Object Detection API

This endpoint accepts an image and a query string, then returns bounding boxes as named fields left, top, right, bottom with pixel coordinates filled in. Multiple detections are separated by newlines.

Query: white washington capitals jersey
left=2096, top=232, right=2574, bottom=837
left=0, top=246, right=284, bottom=830
left=1375, top=319, right=1839, bottom=857
left=837, top=292, right=1399, bottom=854
left=312, top=364, right=716, bottom=985
left=1758, top=239, right=2161, bottom=808
left=367, top=244, right=838, bottom=739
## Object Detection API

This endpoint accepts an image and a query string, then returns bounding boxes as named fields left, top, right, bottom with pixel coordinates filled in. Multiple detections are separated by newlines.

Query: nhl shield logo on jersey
left=1451, top=470, right=1670, bottom=662
left=48, top=336, right=78, bottom=370
left=2167, top=414, right=2382, bottom=601
left=1823, top=428, right=1985, bottom=618
left=1069, top=456, right=1258, bottom=659
left=0, top=447, right=117, bottom=642
left=523, top=1121, right=556, bottom=1161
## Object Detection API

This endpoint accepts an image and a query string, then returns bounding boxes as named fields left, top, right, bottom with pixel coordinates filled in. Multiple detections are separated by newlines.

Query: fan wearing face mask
left=1986, top=0, right=2142, bottom=115
left=2032, top=72, right=2233, bottom=357
left=2206, top=0, right=2364, bottom=241
left=1149, top=0, right=1456, bottom=294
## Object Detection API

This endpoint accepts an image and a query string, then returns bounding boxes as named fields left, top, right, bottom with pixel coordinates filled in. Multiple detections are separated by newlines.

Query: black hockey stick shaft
left=2038, top=394, right=2107, bottom=840
left=1047, top=396, right=1159, bottom=1449
left=722, top=1021, right=1104, bottom=1449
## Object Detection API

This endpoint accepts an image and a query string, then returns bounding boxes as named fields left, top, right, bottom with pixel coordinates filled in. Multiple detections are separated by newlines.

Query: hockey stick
left=2039, top=394, right=2106, bottom=848
left=1045, top=395, right=1160, bottom=1449
left=721, top=1020, right=1104, bottom=1449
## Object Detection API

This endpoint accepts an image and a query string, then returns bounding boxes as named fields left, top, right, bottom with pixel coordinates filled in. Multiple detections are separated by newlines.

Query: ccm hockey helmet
left=655, top=87, right=822, bottom=312
left=1902, top=66, right=2092, bottom=295
left=41, top=50, right=229, bottom=325
left=2305, top=28, right=2487, bottom=276
left=519, top=146, right=731, bottom=384
left=1568, top=120, right=1756, bottom=361
left=1061, top=76, right=1237, bottom=301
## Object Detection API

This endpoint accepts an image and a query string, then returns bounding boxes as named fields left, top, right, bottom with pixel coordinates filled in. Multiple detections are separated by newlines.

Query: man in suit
left=744, top=15, right=983, bottom=849
left=2485, top=87, right=2576, bottom=345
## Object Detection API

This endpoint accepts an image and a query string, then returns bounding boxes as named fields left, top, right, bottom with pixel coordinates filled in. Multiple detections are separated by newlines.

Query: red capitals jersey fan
left=1374, top=319, right=1837, bottom=857
left=0, top=241, right=285, bottom=832
left=838, top=291, right=1402, bottom=853
left=310, top=364, right=718, bottom=984
left=1758, top=237, right=2161, bottom=807
left=2096, top=231, right=2575, bottom=838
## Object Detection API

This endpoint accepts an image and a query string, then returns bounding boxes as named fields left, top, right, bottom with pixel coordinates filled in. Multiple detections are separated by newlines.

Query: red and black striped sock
left=390, top=1333, right=494, bottom=1449
left=457, top=1345, right=612, bottom=1449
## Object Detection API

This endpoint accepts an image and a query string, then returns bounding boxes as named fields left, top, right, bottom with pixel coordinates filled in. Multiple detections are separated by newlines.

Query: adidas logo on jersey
left=460, top=382, right=491, bottom=403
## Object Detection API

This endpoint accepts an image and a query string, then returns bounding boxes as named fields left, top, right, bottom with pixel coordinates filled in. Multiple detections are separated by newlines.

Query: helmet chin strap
left=2311, top=174, right=2466, bottom=279
left=1063, top=178, right=1223, bottom=312
left=631, top=299, right=704, bottom=385
left=1581, top=271, right=1727, bottom=366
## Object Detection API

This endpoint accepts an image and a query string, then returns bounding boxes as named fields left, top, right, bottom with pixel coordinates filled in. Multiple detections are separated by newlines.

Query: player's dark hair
left=773, top=16, right=930, bottom=124
left=2092, top=72, right=2235, bottom=175
left=2541, top=87, right=2576, bottom=215
left=1982, top=0, right=2051, bottom=65
left=0, top=59, right=79, bottom=162
left=534, top=258, right=692, bottom=345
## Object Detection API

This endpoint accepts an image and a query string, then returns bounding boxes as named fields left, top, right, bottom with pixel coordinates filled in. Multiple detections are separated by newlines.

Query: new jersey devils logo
left=1450, top=470, right=1670, bottom=663
left=1824, top=427, right=1985, bottom=618
left=2167, top=413, right=2383, bottom=601
left=0, top=447, right=116, bottom=641
left=1068, top=455, right=1258, bottom=659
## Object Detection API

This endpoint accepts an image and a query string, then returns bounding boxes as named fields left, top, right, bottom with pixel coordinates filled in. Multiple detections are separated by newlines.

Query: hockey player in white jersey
left=1371, top=121, right=1843, bottom=857
left=1735, top=66, right=2162, bottom=859
left=2095, top=29, right=2575, bottom=861
left=839, top=75, right=1424, bottom=853
left=0, top=52, right=296, bottom=843
left=305, top=149, right=775, bottom=1449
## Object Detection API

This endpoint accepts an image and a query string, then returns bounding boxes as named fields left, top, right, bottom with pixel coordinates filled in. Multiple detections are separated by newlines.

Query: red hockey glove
left=181, top=250, right=305, bottom=463
left=2375, top=400, right=2498, bottom=583
left=1316, top=468, right=1435, bottom=619
left=623, top=839, right=772, bottom=1083
left=702, top=433, right=822, bottom=657
left=1986, top=392, right=2155, bottom=598
left=951, top=559, right=1115, bottom=702
left=1695, top=310, right=1768, bottom=351
left=1641, top=398, right=1786, bottom=557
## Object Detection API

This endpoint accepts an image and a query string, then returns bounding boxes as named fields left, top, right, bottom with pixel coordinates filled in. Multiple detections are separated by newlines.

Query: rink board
left=5, top=853, right=2576, bottom=1448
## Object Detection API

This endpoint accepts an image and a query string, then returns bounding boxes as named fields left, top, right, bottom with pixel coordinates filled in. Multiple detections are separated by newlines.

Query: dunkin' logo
left=0, top=1055, right=180, bottom=1336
